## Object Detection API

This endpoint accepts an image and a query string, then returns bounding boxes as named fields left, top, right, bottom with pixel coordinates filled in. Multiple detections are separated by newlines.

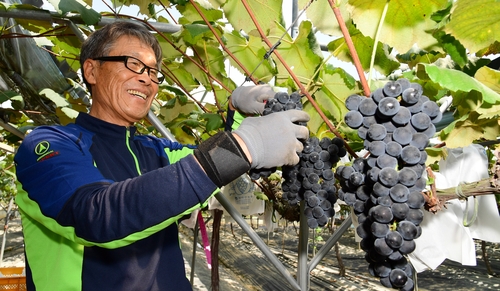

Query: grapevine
left=338, top=78, right=442, bottom=291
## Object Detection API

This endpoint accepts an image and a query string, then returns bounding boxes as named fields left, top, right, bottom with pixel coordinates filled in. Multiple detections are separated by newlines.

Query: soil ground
left=1, top=215, right=499, bottom=290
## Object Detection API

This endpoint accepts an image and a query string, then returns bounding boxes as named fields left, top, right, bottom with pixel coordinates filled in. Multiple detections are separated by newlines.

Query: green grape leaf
left=271, top=20, right=323, bottom=87
left=348, top=0, right=449, bottom=53
left=475, top=66, right=500, bottom=94
left=200, top=113, right=223, bottom=132
left=327, top=24, right=400, bottom=76
left=299, top=0, right=350, bottom=37
left=417, top=64, right=500, bottom=105
left=433, top=31, right=467, bottom=68
left=439, top=116, right=484, bottom=148
left=47, top=0, right=100, bottom=25
left=444, top=0, right=500, bottom=53
left=425, top=147, right=446, bottom=166
left=224, top=31, right=276, bottom=83
left=222, top=0, right=284, bottom=35
left=177, top=1, right=223, bottom=24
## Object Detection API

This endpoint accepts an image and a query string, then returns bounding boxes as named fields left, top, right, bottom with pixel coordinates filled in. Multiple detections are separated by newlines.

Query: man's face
left=84, top=35, right=160, bottom=126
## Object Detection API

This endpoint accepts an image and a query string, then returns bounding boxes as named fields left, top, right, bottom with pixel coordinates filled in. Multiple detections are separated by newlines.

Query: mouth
left=128, top=89, right=147, bottom=100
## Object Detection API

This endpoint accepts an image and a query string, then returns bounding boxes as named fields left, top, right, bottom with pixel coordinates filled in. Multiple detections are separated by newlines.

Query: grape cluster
left=281, top=135, right=346, bottom=228
left=338, top=78, right=440, bottom=291
left=249, top=91, right=347, bottom=228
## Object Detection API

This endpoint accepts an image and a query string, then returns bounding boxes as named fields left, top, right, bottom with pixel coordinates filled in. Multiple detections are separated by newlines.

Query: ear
left=83, top=59, right=98, bottom=85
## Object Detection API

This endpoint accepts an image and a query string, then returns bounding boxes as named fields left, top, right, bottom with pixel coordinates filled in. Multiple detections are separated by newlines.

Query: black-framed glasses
left=92, top=56, right=165, bottom=84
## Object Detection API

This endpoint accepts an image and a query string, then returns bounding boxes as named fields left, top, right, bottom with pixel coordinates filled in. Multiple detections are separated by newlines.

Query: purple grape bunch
left=250, top=91, right=347, bottom=228
left=338, top=78, right=440, bottom=291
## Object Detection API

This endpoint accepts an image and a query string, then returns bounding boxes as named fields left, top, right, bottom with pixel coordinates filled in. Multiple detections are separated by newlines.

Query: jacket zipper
left=126, top=127, right=142, bottom=175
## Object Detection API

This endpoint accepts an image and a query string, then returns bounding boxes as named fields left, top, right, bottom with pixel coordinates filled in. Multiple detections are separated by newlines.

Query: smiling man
left=14, top=20, right=309, bottom=291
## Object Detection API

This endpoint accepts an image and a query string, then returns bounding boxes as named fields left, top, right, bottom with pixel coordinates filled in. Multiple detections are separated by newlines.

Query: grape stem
left=423, top=167, right=500, bottom=214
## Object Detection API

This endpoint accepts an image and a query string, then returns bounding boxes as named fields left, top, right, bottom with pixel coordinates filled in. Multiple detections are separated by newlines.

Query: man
left=14, top=20, right=309, bottom=290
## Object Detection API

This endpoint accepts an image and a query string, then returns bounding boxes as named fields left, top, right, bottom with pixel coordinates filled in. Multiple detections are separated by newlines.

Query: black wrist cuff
left=194, top=131, right=251, bottom=188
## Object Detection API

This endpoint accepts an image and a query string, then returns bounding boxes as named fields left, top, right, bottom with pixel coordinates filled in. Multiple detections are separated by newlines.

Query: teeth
left=128, top=90, right=147, bottom=100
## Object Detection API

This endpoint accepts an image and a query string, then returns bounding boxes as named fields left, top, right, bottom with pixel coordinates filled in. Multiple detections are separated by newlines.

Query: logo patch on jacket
left=35, top=141, right=59, bottom=161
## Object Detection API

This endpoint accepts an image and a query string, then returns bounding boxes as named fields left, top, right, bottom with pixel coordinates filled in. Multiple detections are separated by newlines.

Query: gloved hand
left=233, top=110, right=310, bottom=169
left=230, top=84, right=276, bottom=114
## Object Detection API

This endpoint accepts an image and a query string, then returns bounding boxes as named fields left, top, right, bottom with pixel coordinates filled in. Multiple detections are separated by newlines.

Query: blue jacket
left=14, top=113, right=218, bottom=290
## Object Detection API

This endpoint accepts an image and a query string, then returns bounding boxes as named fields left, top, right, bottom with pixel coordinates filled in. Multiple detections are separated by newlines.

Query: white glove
left=231, top=84, right=275, bottom=114
left=234, top=110, right=310, bottom=169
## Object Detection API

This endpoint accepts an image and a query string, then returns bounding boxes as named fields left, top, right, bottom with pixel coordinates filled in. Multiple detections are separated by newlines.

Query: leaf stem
left=368, top=0, right=391, bottom=87
left=327, top=1, right=370, bottom=97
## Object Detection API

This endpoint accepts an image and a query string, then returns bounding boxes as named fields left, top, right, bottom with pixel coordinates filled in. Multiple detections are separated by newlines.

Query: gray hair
left=80, top=20, right=163, bottom=91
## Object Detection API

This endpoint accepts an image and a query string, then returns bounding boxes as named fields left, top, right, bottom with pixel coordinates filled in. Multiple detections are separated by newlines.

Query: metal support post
left=215, top=192, right=301, bottom=290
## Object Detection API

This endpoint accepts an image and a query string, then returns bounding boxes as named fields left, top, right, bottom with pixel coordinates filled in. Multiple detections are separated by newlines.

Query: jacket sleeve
left=15, top=126, right=217, bottom=249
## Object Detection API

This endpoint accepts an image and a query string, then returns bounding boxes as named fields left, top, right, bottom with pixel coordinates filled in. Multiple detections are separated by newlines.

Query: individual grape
left=356, top=185, right=371, bottom=201
left=349, top=172, right=365, bottom=187
left=304, top=207, right=314, bottom=218
left=406, top=209, right=424, bottom=225
left=367, top=167, right=381, bottom=183
left=344, top=111, right=363, bottom=129
left=380, top=120, right=397, bottom=133
left=407, top=191, right=425, bottom=209
left=368, top=140, right=386, bottom=157
left=391, top=202, right=409, bottom=220
left=422, top=100, right=440, bottom=118
left=352, top=200, right=365, bottom=214
left=373, top=182, right=390, bottom=197
left=378, top=168, right=399, bottom=187
left=372, top=262, right=392, bottom=278
left=377, top=195, right=393, bottom=207
left=317, top=214, right=329, bottom=227
left=363, top=115, right=377, bottom=128
left=400, top=278, right=415, bottom=291
left=307, top=218, right=319, bottom=229
left=410, top=132, right=429, bottom=150
left=356, top=222, right=371, bottom=239
left=392, top=127, right=413, bottom=146
left=397, top=221, right=418, bottom=240
left=378, top=97, right=400, bottom=117
left=370, top=205, right=394, bottom=224
left=380, top=276, right=393, bottom=288
left=388, top=250, right=404, bottom=261
left=374, top=237, right=394, bottom=256
left=371, top=88, right=385, bottom=104
left=352, top=157, right=367, bottom=173
left=367, top=124, right=387, bottom=141
left=389, top=269, right=408, bottom=288
left=358, top=126, right=368, bottom=139
left=289, top=92, right=301, bottom=103
left=392, top=106, right=411, bottom=125
left=307, top=195, right=320, bottom=208
left=340, top=166, right=355, bottom=180
left=399, top=239, right=416, bottom=254
left=401, top=87, right=420, bottom=105
left=345, top=94, right=363, bottom=111
left=371, top=221, right=390, bottom=238
left=343, top=192, right=357, bottom=206
left=358, top=98, right=378, bottom=116
left=431, top=110, right=443, bottom=123
left=401, top=145, right=421, bottom=165
left=312, top=206, right=324, bottom=218
left=396, top=78, right=411, bottom=92
left=376, top=154, right=398, bottom=169
left=385, top=141, right=403, bottom=157
left=390, top=184, right=410, bottom=203
left=385, top=230, right=404, bottom=249
left=422, top=122, right=436, bottom=138
left=275, top=91, right=290, bottom=103
left=383, top=81, right=403, bottom=97
left=398, top=167, right=418, bottom=187
left=411, top=112, right=432, bottom=131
